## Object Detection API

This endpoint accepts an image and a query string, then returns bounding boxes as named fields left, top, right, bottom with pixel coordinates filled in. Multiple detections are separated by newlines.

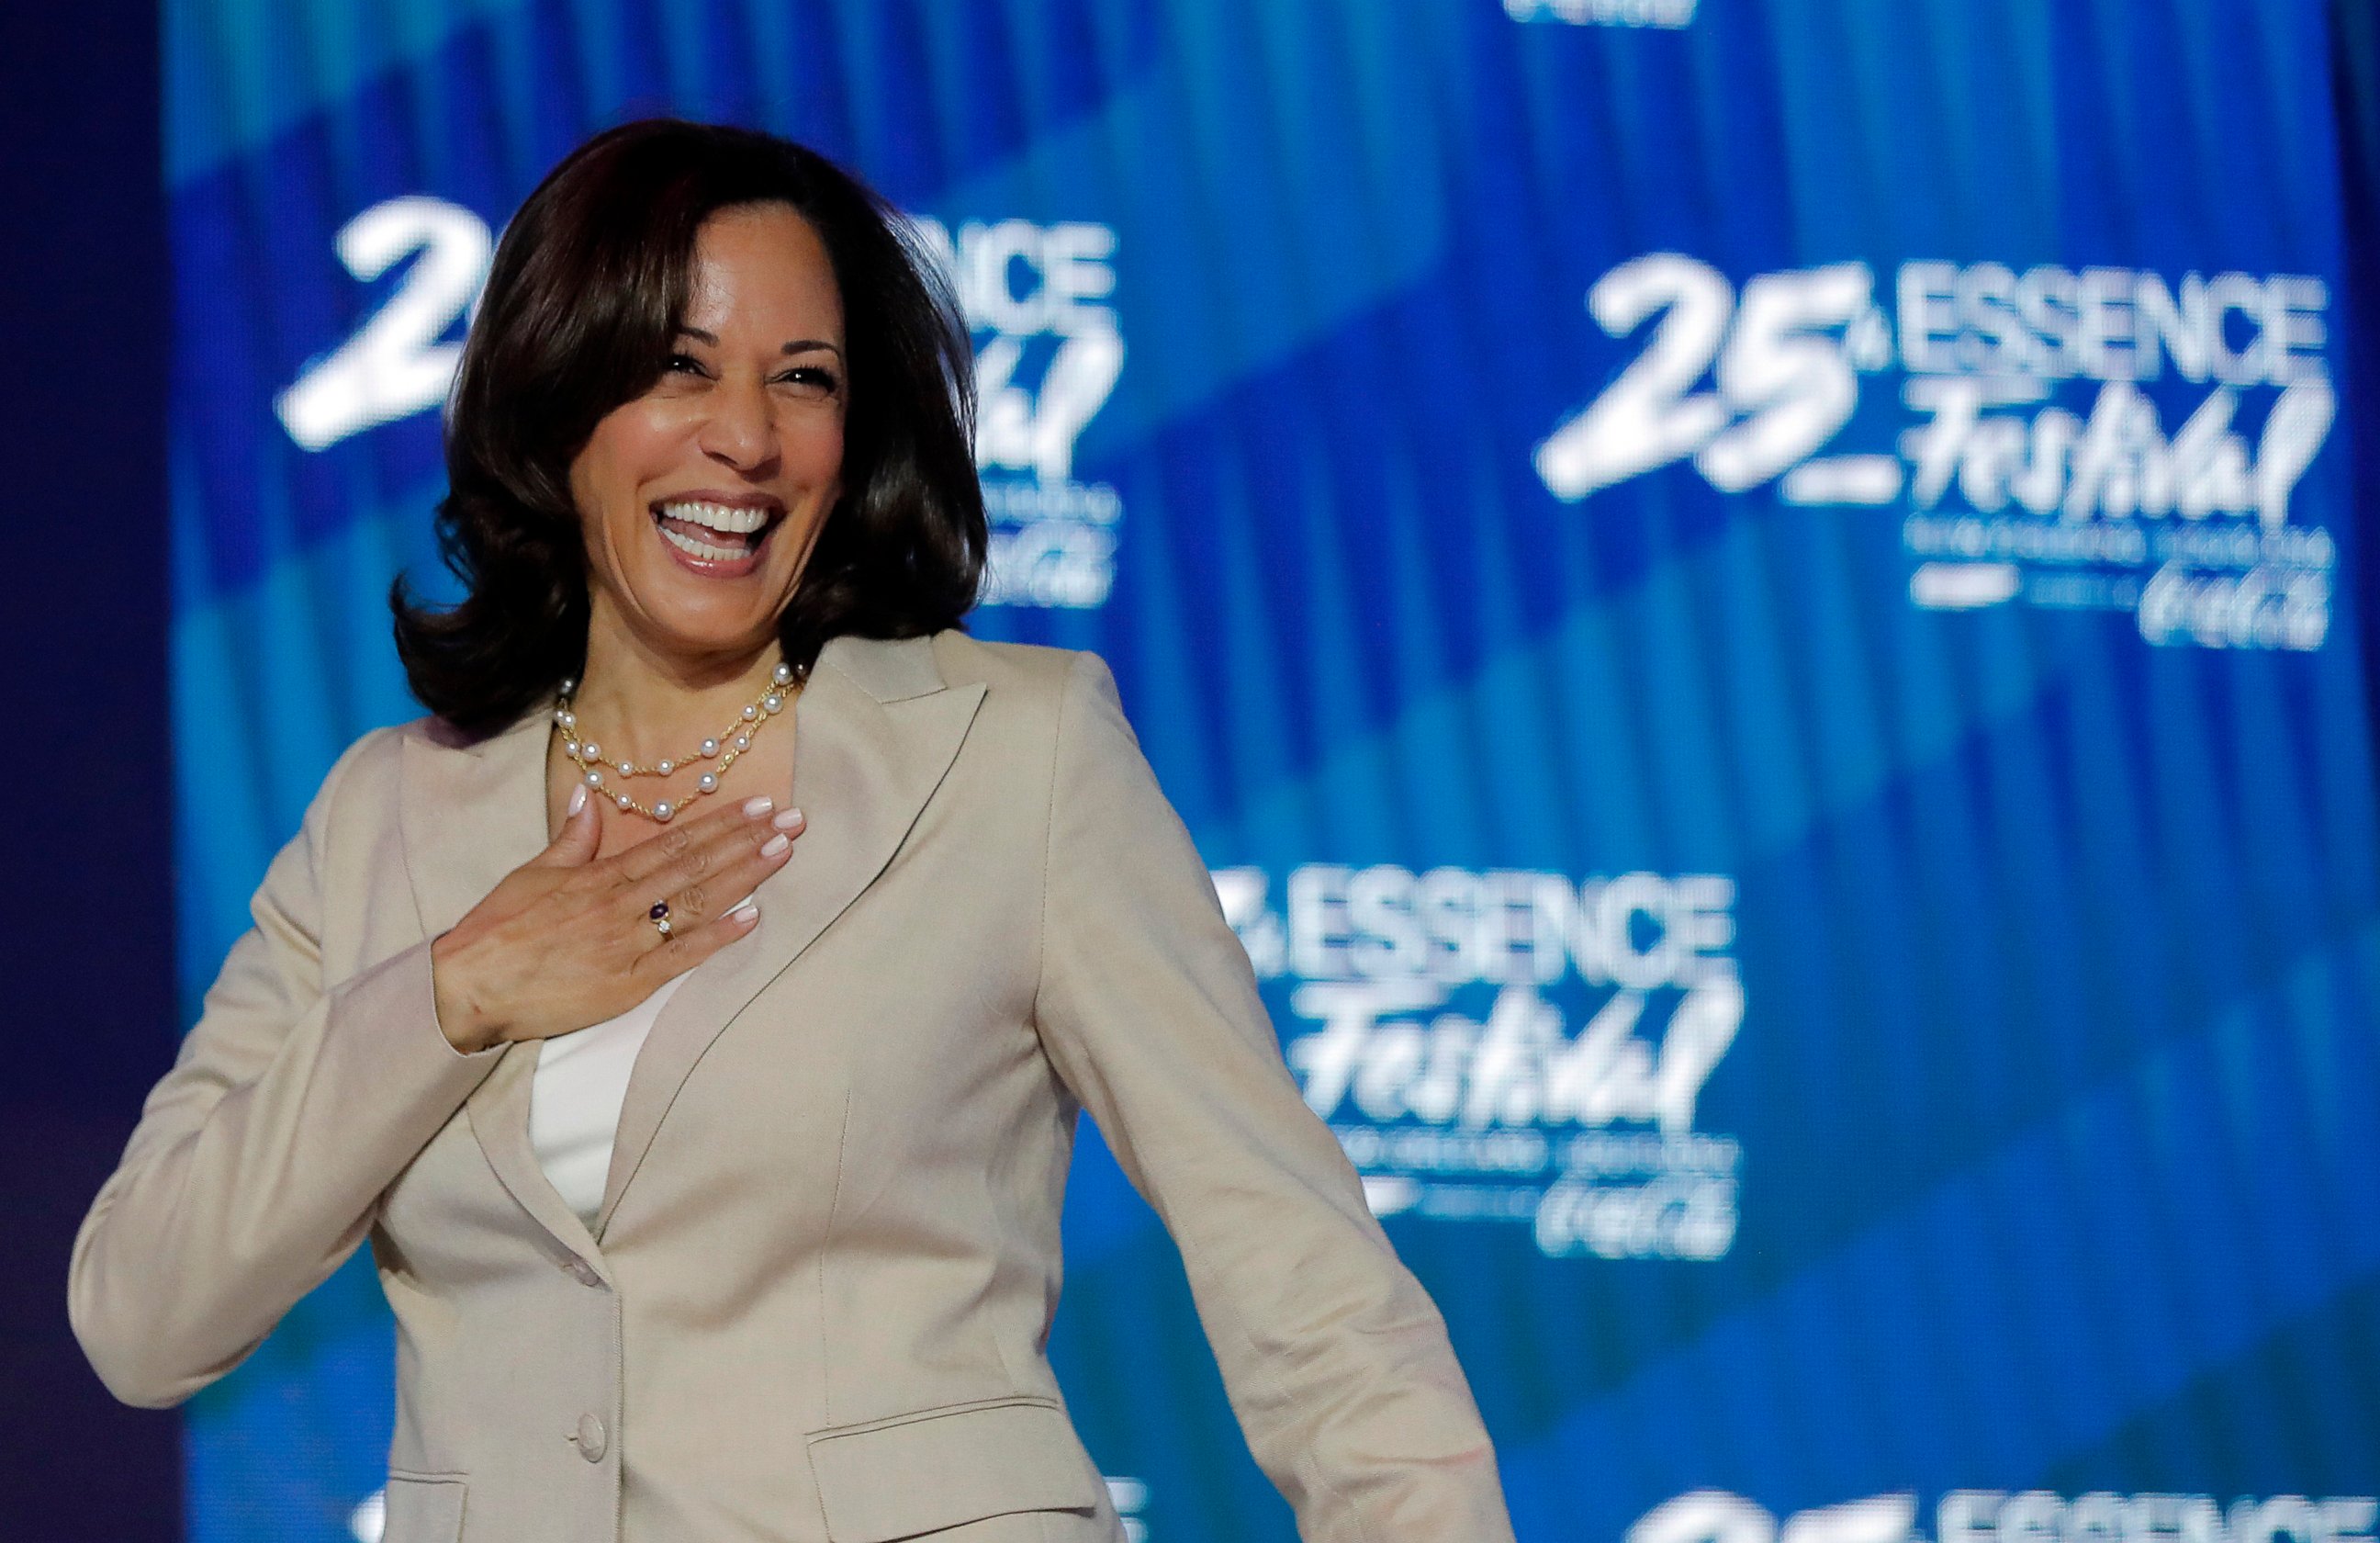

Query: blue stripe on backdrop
left=169, top=0, right=2379, bottom=1538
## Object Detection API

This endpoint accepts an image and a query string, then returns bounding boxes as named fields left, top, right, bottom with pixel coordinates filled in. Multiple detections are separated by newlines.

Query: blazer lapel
left=592, top=635, right=986, bottom=1237
left=398, top=705, right=554, bottom=940
left=397, top=703, right=605, bottom=1259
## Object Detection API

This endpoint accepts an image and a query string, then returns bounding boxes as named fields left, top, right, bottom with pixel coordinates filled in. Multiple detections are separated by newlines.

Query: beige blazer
left=71, top=632, right=1512, bottom=1543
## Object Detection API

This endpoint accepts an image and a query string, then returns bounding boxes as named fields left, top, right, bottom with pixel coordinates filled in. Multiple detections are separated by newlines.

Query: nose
left=696, top=374, right=780, bottom=476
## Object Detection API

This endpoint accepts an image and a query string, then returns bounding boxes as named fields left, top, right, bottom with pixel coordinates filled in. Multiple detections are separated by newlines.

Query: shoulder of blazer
left=926, top=630, right=1094, bottom=720
left=803, top=629, right=1072, bottom=712
left=924, top=636, right=1148, bottom=806
left=304, top=719, right=421, bottom=849
left=309, top=710, right=529, bottom=844
left=306, top=710, right=553, bottom=943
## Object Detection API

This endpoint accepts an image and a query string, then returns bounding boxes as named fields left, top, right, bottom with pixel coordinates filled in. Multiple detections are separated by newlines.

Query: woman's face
left=570, top=202, right=847, bottom=669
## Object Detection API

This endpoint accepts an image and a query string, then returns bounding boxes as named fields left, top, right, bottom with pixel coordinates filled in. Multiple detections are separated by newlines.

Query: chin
left=617, top=566, right=773, bottom=643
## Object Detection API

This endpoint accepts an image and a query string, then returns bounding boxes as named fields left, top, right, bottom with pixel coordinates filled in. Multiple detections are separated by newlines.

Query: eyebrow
left=674, top=326, right=843, bottom=359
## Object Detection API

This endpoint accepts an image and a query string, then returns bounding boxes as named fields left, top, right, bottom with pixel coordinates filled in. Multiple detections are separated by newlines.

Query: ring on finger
left=647, top=899, right=673, bottom=940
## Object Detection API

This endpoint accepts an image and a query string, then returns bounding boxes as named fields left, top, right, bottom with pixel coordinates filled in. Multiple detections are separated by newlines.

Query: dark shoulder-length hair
left=392, top=118, right=983, bottom=735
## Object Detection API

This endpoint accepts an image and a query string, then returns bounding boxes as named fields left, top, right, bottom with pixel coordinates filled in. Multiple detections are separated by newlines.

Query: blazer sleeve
left=1030, top=652, right=1516, bottom=1543
left=69, top=729, right=503, bottom=1408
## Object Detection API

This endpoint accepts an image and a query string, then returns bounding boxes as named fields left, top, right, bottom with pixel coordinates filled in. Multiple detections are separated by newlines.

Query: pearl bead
left=563, top=740, right=580, bottom=758
left=585, top=770, right=604, bottom=787
left=615, top=794, right=633, bottom=811
left=763, top=693, right=783, bottom=714
left=582, top=741, right=601, bottom=761
left=773, top=661, right=794, bottom=684
left=657, top=760, right=674, bottom=776
left=697, top=772, right=718, bottom=793
left=653, top=802, right=675, bottom=822
left=742, top=704, right=759, bottom=721
left=619, top=760, right=635, bottom=776
left=558, top=710, right=575, bottom=729
left=733, top=732, right=751, bottom=751
left=700, top=738, right=720, bottom=758
left=560, top=678, right=577, bottom=694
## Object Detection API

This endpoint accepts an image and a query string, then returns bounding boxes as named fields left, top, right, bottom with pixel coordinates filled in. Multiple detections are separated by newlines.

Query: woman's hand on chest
left=426, top=790, right=805, bottom=1053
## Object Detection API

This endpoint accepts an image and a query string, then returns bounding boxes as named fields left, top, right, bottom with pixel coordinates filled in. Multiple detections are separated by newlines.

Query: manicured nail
left=771, top=806, right=804, bottom=830
left=727, top=901, right=759, bottom=925
left=567, top=784, right=588, bottom=816
left=742, top=796, right=775, bottom=817
left=761, top=833, right=791, bottom=857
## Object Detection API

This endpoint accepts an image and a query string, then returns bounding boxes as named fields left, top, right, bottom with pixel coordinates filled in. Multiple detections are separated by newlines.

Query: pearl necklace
left=554, top=659, right=803, bottom=824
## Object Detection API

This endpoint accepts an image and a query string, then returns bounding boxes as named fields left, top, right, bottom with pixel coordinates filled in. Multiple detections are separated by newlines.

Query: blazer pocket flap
left=382, top=1475, right=466, bottom=1543
left=806, top=1396, right=1101, bottom=1542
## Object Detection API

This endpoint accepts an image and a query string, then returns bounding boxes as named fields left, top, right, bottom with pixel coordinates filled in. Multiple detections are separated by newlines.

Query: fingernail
left=567, top=784, right=587, bottom=816
left=761, top=833, right=791, bottom=857
left=742, top=796, right=775, bottom=817
left=771, top=806, right=804, bottom=830
left=727, top=901, right=759, bottom=925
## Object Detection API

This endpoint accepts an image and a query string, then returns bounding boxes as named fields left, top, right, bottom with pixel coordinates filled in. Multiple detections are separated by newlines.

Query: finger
left=626, top=805, right=802, bottom=916
left=526, top=784, right=602, bottom=868
left=649, top=811, right=804, bottom=929
left=608, top=794, right=780, bottom=889
left=628, top=894, right=765, bottom=988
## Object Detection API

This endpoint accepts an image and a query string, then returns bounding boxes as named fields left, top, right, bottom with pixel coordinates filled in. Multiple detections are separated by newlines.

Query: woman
left=73, top=120, right=1512, bottom=1543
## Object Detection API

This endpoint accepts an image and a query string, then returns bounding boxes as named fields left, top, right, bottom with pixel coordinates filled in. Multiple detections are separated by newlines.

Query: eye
left=776, top=365, right=842, bottom=396
left=663, top=352, right=708, bottom=376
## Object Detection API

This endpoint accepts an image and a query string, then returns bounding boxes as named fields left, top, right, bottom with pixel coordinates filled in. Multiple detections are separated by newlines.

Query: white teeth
left=657, top=500, right=773, bottom=535
left=659, top=524, right=751, bottom=563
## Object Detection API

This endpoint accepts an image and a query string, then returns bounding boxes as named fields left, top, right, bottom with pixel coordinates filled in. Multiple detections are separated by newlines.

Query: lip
left=649, top=491, right=787, bottom=579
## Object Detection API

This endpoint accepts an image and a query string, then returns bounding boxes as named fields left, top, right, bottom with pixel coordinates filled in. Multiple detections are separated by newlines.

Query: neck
left=568, top=608, right=788, bottom=767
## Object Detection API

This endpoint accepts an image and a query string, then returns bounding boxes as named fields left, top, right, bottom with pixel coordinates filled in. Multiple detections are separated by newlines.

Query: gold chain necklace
left=554, top=659, right=802, bottom=824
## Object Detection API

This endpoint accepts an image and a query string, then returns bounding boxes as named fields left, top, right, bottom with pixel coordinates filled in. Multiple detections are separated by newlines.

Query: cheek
left=578, top=412, right=680, bottom=536
left=798, top=413, right=846, bottom=480
left=572, top=453, right=651, bottom=591
left=571, top=455, right=624, bottom=559
left=768, top=417, right=844, bottom=527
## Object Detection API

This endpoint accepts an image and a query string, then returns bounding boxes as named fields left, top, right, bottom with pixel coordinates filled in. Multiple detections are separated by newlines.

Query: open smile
left=650, top=497, right=786, bottom=575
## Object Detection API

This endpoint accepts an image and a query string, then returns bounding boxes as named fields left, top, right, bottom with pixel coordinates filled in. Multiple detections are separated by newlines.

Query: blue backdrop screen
left=169, top=2, right=2379, bottom=1539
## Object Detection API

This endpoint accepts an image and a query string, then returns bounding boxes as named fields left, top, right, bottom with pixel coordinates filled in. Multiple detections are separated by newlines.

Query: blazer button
left=571, top=1413, right=608, bottom=1462
left=563, top=1257, right=602, bottom=1288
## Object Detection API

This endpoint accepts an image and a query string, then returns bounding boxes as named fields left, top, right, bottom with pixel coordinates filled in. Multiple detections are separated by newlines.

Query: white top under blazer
left=529, top=974, right=688, bottom=1224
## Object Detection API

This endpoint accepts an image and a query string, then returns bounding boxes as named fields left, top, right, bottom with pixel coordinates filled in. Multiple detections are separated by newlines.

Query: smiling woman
left=395, top=121, right=982, bottom=739
left=70, top=118, right=1512, bottom=1543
